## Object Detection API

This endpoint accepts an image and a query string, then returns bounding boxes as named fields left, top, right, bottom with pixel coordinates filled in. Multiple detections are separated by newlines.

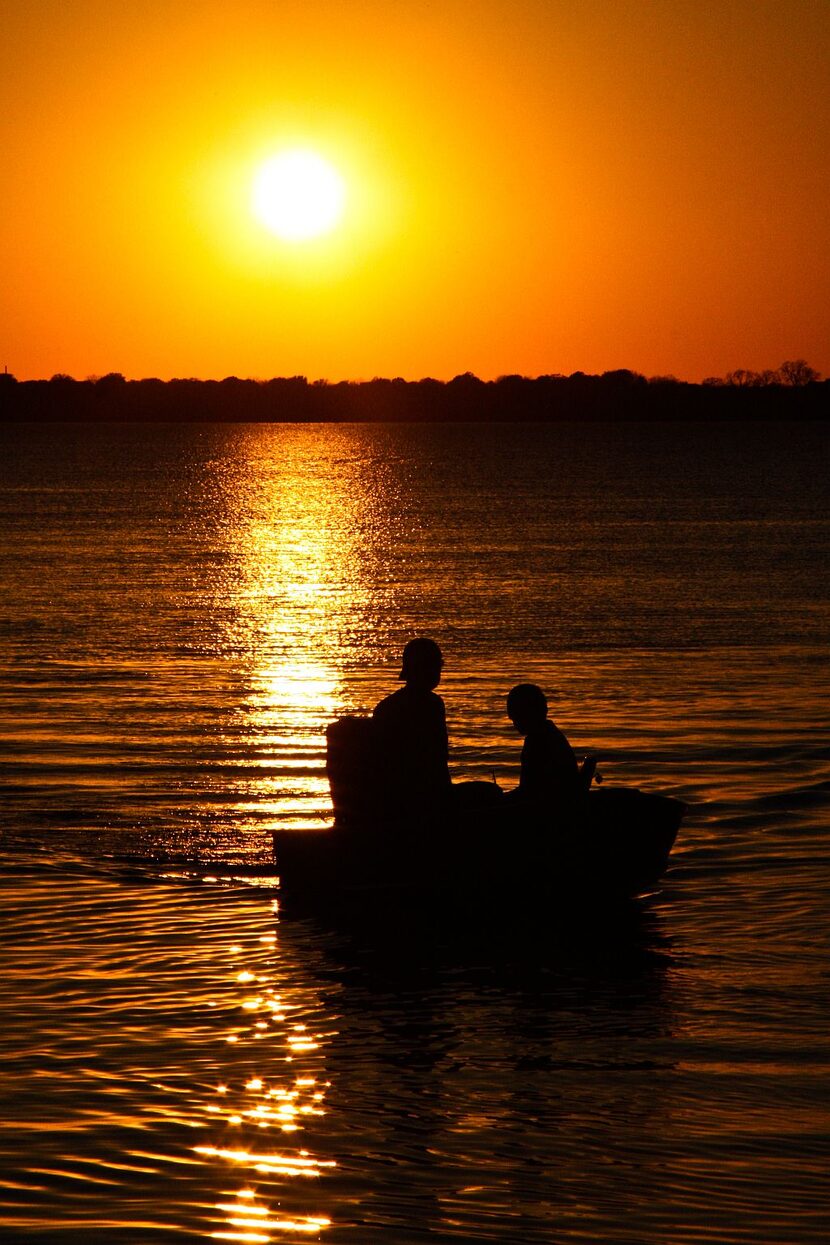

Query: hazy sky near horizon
left=2, top=0, right=828, bottom=382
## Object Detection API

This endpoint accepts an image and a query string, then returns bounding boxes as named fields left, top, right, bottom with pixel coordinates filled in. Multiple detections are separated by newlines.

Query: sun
left=251, top=149, right=346, bottom=242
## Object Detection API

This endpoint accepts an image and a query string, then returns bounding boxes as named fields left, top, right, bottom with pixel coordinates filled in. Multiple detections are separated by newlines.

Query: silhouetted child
left=373, top=637, right=452, bottom=820
left=505, top=683, right=582, bottom=825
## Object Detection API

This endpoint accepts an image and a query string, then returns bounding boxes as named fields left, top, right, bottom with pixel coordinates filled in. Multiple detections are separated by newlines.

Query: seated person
left=372, top=638, right=452, bottom=819
left=504, top=683, right=581, bottom=825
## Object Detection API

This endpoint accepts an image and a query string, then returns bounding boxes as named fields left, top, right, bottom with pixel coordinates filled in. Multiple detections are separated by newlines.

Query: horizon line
left=3, top=361, right=823, bottom=388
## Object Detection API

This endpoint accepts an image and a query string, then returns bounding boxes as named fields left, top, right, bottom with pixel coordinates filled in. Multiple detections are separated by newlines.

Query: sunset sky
left=2, top=0, right=828, bottom=383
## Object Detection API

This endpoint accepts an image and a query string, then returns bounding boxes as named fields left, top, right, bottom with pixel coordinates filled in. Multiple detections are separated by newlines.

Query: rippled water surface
left=1, top=420, right=828, bottom=1242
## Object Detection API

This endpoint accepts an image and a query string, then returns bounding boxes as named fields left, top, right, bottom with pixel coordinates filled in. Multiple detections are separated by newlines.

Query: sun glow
left=252, top=150, right=346, bottom=242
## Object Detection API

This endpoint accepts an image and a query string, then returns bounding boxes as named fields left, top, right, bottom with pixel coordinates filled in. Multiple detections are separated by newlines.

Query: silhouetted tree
left=449, top=371, right=483, bottom=387
left=778, top=359, right=820, bottom=386
left=725, top=369, right=756, bottom=387
left=601, top=368, right=647, bottom=386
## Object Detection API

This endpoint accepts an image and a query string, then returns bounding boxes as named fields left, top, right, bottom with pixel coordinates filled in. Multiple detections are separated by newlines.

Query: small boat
left=274, top=717, right=686, bottom=906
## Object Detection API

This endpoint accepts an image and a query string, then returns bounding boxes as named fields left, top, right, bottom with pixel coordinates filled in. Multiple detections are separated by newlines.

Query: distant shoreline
left=1, top=370, right=826, bottom=422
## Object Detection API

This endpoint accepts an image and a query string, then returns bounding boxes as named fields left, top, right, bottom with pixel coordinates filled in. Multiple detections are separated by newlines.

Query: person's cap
left=399, top=637, right=443, bottom=679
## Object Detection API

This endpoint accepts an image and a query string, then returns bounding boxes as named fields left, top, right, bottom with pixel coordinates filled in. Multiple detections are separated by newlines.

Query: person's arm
left=517, top=731, right=545, bottom=796
left=433, top=695, right=451, bottom=786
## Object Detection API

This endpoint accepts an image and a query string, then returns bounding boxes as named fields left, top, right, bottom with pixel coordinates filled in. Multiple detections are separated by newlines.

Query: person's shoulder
left=548, top=719, right=577, bottom=759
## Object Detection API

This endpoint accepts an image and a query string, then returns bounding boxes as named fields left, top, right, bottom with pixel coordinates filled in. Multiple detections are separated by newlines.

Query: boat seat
left=326, top=716, right=379, bottom=827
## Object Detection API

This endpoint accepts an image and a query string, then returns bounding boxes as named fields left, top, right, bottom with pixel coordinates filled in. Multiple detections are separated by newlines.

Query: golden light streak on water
left=215, top=426, right=399, bottom=834
left=209, top=1177, right=332, bottom=1241
left=202, top=1139, right=337, bottom=1238
left=212, top=1232, right=270, bottom=1244
left=240, top=661, right=340, bottom=830
left=196, top=1147, right=336, bottom=1175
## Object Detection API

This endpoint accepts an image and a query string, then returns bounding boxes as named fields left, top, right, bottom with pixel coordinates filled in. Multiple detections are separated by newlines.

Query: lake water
left=1, top=420, right=828, bottom=1242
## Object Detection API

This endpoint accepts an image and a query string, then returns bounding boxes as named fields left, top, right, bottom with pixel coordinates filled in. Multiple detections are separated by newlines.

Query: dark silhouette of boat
left=274, top=717, right=686, bottom=906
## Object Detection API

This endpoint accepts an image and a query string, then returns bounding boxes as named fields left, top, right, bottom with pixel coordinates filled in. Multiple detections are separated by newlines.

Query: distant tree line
left=0, top=361, right=825, bottom=422
left=703, top=359, right=821, bottom=388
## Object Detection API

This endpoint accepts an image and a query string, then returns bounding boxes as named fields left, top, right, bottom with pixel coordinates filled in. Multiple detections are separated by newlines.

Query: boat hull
left=274, top=787, right=685, bottom=907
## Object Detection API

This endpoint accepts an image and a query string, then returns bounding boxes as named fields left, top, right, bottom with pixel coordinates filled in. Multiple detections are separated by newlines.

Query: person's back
left=519, top=718, right=579, bottom=817
left=505, top=683, right=581, bottom=825
left=372, top=638, right=451, bottom=820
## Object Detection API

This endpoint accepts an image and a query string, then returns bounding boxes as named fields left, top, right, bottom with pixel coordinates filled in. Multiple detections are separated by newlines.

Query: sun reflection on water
left=210, top=1179, right=332, bottom=1241
left=213, top=427, right=401, bottom=837
left=241, top=661, right=340, bottom=830
left=191, top=913, right=336, bottom=1241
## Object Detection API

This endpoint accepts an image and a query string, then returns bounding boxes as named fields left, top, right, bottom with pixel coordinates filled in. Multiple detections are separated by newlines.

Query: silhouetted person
left=373, top=638, right=452, bottom=821
left=504, top=683, right=581, bottom=825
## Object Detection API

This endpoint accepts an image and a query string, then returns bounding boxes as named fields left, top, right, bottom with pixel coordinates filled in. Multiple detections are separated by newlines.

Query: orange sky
left=2, top=0, right=828, bottom=382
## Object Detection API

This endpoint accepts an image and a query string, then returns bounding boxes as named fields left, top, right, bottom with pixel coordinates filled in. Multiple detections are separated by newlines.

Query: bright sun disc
left=252, top=150, right=345, bottom=242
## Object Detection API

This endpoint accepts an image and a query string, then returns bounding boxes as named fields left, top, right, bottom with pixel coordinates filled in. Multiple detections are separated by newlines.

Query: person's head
left=506, top=683, right=548, bottom=734
left=399, top=637, right=444, bottom=690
